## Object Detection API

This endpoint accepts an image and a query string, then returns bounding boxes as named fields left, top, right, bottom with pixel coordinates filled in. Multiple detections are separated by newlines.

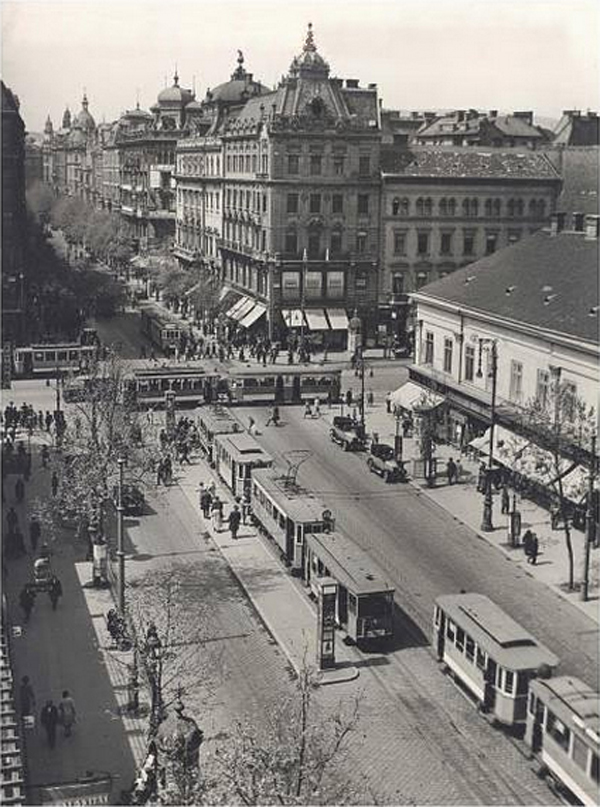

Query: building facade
left=380, top=148, right=562, bottom=339
left=415, top=109, right=549, bottom=149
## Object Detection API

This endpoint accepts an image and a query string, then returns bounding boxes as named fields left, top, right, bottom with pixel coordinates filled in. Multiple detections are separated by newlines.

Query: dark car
left=330, top=415, right=365, bottom=451
left=112, top=484, right=145, bottom=516
left=367, top=443, right=406, bottom=482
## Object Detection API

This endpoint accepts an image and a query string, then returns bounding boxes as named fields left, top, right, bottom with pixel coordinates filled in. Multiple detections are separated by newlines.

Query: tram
left=250, top=467, right=334, bottom=574
left=196, top=406, right=242, bottom=466
left=124, top=365, right=217, bottom=408
left=213, top=432, right=273, bottom=498
left=222, top=365, right=342, bottom=405
left=525, top=676, right=599, bottom=806
left=304, top=531, right=395, bottom=645
left=13, top=343, right=97, bottom=378
left=140, top=304, right=182, bottom=355
left=433, top=593, right=559, bottom=730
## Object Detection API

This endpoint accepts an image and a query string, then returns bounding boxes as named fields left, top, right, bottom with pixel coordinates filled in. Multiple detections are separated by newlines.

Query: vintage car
left=330, top=416, right=365, bottom=451
left=366, top=442, right=407, bottom=483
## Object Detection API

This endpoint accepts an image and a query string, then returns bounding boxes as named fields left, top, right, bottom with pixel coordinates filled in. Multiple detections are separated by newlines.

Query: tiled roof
left=489, top=116, right=542, bottom=138
left=413, top=229, right=599, bottom=343
left=381, top=147, right=560, bottom=180
left=545, top=147, right=600, bottom=216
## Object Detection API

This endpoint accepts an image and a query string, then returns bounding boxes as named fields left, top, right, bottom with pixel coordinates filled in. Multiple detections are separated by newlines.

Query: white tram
left=525, top=676, right=599, bottom=806
left=434, top=593, right=559, bottom=730
left=196, top=406, right=242, bottom=466
left=213, top=432, right=273, bottom=498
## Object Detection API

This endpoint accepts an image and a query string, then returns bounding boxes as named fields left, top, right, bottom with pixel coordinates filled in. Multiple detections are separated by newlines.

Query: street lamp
left=581, top=433, right=597, bottom=602
left=116, top=456, right=126, bottom=615
left=477, top=339, right=498, bottom=532
left=145, top=623, right=164, bottom=733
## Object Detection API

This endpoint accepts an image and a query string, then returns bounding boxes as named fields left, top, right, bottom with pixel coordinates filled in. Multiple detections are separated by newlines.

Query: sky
left=2, top=0, right=599, bottom=133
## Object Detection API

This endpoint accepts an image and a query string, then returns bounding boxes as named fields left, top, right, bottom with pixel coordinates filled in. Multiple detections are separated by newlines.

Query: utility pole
left=300, top=248, right=307, bottom=343
left=480, top=339, right=498, bottom=532
left=117, top=456, right=126, bottom=614
left=581, top=433, right=597, bottom=602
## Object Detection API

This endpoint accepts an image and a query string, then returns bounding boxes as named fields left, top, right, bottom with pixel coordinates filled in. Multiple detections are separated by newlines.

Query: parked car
left=392, top=344, right=412, bottom=359
left=112, top=483, right=145, bottom=516
left=366, top=443, right=406, bottom=482
left=330, top=416, right=365, bottom=451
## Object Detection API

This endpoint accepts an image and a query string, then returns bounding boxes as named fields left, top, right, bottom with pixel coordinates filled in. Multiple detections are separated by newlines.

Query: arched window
left=440, top=198, right=447, bottom=216
left=484, top=199, right=493, bottom=217
left=416, top=198, right=424, bottom=217
left=424, top=198, right=433, bottom=216
left=448, top=198, right=456, bottom=216
left=538, top=199, right=546, bottom=219
left=471, top=198, right=479, bottom=217
left=507, top=199, right=515, bottom=217
left=516, top=199, right=524, bottom=217
left=462, top=198, right=470, bottom=216
left=529, top=199, right=537, bottom=217
left=392, top=197, right=400, bottom=216
left=493, top=199, right=501, bottom=217
left=400, top=197, right=410, bottom=216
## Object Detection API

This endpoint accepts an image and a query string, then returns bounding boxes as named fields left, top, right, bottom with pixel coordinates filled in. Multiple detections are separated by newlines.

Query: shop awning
left=231, top=297, right=255, bottom=321
left=469, top=426, right=530, bottom=464
left=239, top=303, right=267, bottom=329
left=283, top=309, right=305, bottom=328
left=326, top=308, right=349, bottom=330
left=304, top=309, right=330, bottom=331
left=219, top=284, right=232, bottom=302
left=225, top=298, right=246, bottom=319
left=390, top=381, right=444, bottom=411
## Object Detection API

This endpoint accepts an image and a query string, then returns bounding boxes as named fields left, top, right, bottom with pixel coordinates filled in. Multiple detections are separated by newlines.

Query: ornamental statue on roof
left=289, top=22, right=330, bottom=79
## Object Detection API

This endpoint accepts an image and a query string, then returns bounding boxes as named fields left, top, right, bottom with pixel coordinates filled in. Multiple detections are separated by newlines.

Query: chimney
left=584, top=214, right=599, bottom=240
left=346, top=79, right=359, bottom=89
left=550, top=212, right=566, bottom=236
left=457, top=110, right=465, bottom=122
left=573, top=212, right=585, bottom=232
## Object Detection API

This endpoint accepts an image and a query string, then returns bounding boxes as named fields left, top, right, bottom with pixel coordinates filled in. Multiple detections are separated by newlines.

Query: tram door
left=292, top=375, right=301, bottom=403
left=337, top=585, right=348, bottom=628
left=275, top=375, right=285, bottom=403
left=23, top=351, right=34, bottom=375
left=436, top=612, right=446, bottom=660
left=483, top=659, right=497, bottom=713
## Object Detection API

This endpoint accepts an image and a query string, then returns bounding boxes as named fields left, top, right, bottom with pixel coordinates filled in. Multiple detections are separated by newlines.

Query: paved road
left=236, top=405, right=599, bottom=689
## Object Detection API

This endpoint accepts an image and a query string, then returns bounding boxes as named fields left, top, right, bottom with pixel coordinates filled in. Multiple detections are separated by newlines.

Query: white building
left=397, top=213, right=599, bottom=483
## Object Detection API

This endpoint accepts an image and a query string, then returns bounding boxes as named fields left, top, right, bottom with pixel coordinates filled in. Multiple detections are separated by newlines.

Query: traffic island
left=316, top=665, right=360, bottom=686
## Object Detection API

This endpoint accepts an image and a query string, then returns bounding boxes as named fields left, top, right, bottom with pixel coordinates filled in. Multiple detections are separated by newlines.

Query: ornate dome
left=74, top=93, right=96, bottom=133
left=208, top=51, right=270, bottom=104
left=158, top=71, right=194, bottom=105
left=289, top=23, right=330, bottom=78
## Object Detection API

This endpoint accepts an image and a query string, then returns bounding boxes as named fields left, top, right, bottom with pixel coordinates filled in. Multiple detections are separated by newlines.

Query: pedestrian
left=529, top=533, right=539, bottom=565
left=200, top=489, right=213, bottom=519
left=477, top=463, right=487, bottom=493
left=163, top=456, right=173, bottom=485
left=58, top=690, right=76, bottom=737
left=19, top=676, right=36, bottom=718
left=51, top=470, right=59, bottom=498
left=501, top=485, right=510, bottom=515
left=446, top=457, right=457, bottom=485
left=265, top=405, right=280, bottom=427
left=314, top=398, right=321, bottom=418
left=304, top=401, right=312, bottom=418
left=228, top=504, right=242, bottom=540
left=211, top=496, right=223, bottom=532
left=455, top=459, right=463, bottom=484
left=19, top=585, right=35, bottom=623
left=29, top=516, right=41, bottom=555
left=522, top=529, right=534, bottom=561
left=15, top=476, right=25, bottom=503
left=40, top=700, right=59, bottom=748
left=386, top=393, right=392, bottom=414
left=241, top=491, right=251, bottom=525
left=48, top=576, right=63, bottom=611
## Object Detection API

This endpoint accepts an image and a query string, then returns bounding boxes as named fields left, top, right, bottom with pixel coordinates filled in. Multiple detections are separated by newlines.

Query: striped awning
left=282, top=309, right=305, bottom=328
left=239, top=303, right=267, bottom=329
left=390, top=381, right=444, bottom=411
left=225, top=298, right=247, bottom=319
left=326, top=309, right=349, bottom=330
left=304, top=309, right=330, bottom=331
left=231, top=298, right=255, bottom=321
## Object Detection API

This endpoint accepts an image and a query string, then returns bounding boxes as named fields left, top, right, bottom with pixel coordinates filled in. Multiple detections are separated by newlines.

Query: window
left=424, top=331, right=434, bottom=364
left=456, top=627, right=465, bottom=652
left=359, top=155, right=370, bottom=176
left=287, top=154, right=299, bottom=174
left=332, top=194, right=343, bottom=214
left=536, top=369, right=550, bottom=408
left=282, top=271, right=300, bottom=300
left=393, top=231, right=406, bottom=255
left=463, top=231, right=475, bottom=255
left=443, top=338, right=453, bottom=373
left=476, top=647, right=486, bottom=669
left=287, top=193, right=299, bottom=214
left=330, top=229, right=343, bottom=256
left=572, top=734, right=589, bottom=772
left=326, top=271, right=344, bottom=298
left=504, top=670, right=514, bottom=695
left=358, top=194, right=369, bottom=215
left=465, top=345, right=475, bottom=382
left=355, top=272, right=367, bottom=290
left=591, top=752, right=599, bottom=784
left=440, top=232, right=453, bottom=255
left=310, top=154, right=322, bottom=175
left=417, top=232, right=429, bottom=255
left=465, top=636, right=475, bottom=662
left=310, top=194, right=321, bottom=214
left=356, top=232, right=367, bottom=254
left=285, top=230, right=297, bottom=254
left=415, top=271, right=429, bottom=289
left=446, top=619, right=455, bottom=641
left=546, top=710, right=571, bottom=752
left=308, top=230, right=321, bottom=258
left=392, top=197, right=400, bottom=216
left=305, top=271, right=322, bottom=300
left=510, top=360, right=523, bottom=402
left=392, top=274, right=404, bottom=295
left=561, top=381, right=578, bottom=421
left=439, top=198, right=447, bottom=216
left=333, top=156, right=345, bottom=175
left=485, top=232, right=498, bottom=255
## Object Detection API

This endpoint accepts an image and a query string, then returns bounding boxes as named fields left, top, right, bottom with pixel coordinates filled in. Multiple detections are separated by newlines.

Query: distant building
left=552, top=110, right=600, bottom=147
left=381, top=109, right=434, bottom=149
left=405, top=214, right=599, bottom=468
left=544, top=146, right=599, bottom=218
left=24, top=135, right=43, bottom=187
left=380, top=147, right=561, bottom=339
left=415, top=109, right=549, bottom=150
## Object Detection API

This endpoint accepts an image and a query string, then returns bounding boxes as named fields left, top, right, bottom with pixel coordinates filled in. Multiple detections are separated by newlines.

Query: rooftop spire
left=303, top=22, right=316, bottom=52
left=173, top=65, right=179, bottom=86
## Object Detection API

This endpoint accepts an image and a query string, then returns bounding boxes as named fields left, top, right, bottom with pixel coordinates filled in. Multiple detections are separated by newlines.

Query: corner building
left=175, top=26, right=381, bottom=347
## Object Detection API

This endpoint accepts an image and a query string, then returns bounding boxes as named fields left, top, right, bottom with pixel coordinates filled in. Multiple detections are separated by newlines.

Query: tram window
left=34, top=351, right=45, bottom=362
left=46, top=351, right=57, bottom=362
left=69, top=350, right=79, bottom=360
left=504, top=670, right=514, bottom=695
left=497, top=667, right=504, bottom=689
left=572, top=734, right=589, bottom=772
left=516, top=672, right=529, bottom=696
left=244, top=378, right=259, bottom=388
left=591, top=752, right=599, bottom=784
left=57, top=351, right=67, bottom=361
left=456, top=627, right=465, bottom=652
left=348, top=594, right=357, bottom=613
left=446, top=619, right=455, bottom=641
left=259, top=377, right=275, bottom=387
left=465, top=636, right=475, bottom=662
left=547, top=711, right=571, bottom=751
left=528, top=692, right=536, bottom=716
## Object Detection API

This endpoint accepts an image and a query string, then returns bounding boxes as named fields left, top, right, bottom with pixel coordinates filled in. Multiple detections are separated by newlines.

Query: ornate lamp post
left=145, top=623, right=164, bottom=734
left=581, top=433, right=597, bottom=602
left=477, top=339, right=498, bottom=532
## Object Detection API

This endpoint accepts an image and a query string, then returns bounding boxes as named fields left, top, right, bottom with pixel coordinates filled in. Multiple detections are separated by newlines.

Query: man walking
left=228, top=504, right=241, bottom=540
left=51, top=470, right=59, bottom=498
left=48, top=576, right=63, bottom=611
left=446, top=458, right=457, bottom=485
left=19, top=586, right=35, bottom=623
left=501, top=485, right=510, bottom=515
left=40, top=700, right=59, bottom=748
left=211, top=496, right=223, bottom=532
left=58, top=691, right=76, bottom=737
left=200, top=488, right=212, bottom=520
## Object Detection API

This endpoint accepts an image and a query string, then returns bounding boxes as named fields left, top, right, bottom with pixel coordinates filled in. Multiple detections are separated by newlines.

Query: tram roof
left=24, top=343, right=91, bottom=350
left=214, top=432, right=273, bottom=464
left=436, top=593, right=559, bottom=670
left=197, top=406, right=241, bottom=433
left=306, top=531, right=394, bottom=596
left=224, top=365, right=342, bottom=378
left=130, top=364, right=209, bottom=378
left=530, top=676, right=600, bottom=741
left=140, top=304, right=182, bottom=329
left=251, top=467, right=330, bottom=523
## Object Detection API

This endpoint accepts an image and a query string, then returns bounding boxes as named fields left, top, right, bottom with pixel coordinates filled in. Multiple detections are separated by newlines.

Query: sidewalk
left=332, top=402, right=600, bottom=624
